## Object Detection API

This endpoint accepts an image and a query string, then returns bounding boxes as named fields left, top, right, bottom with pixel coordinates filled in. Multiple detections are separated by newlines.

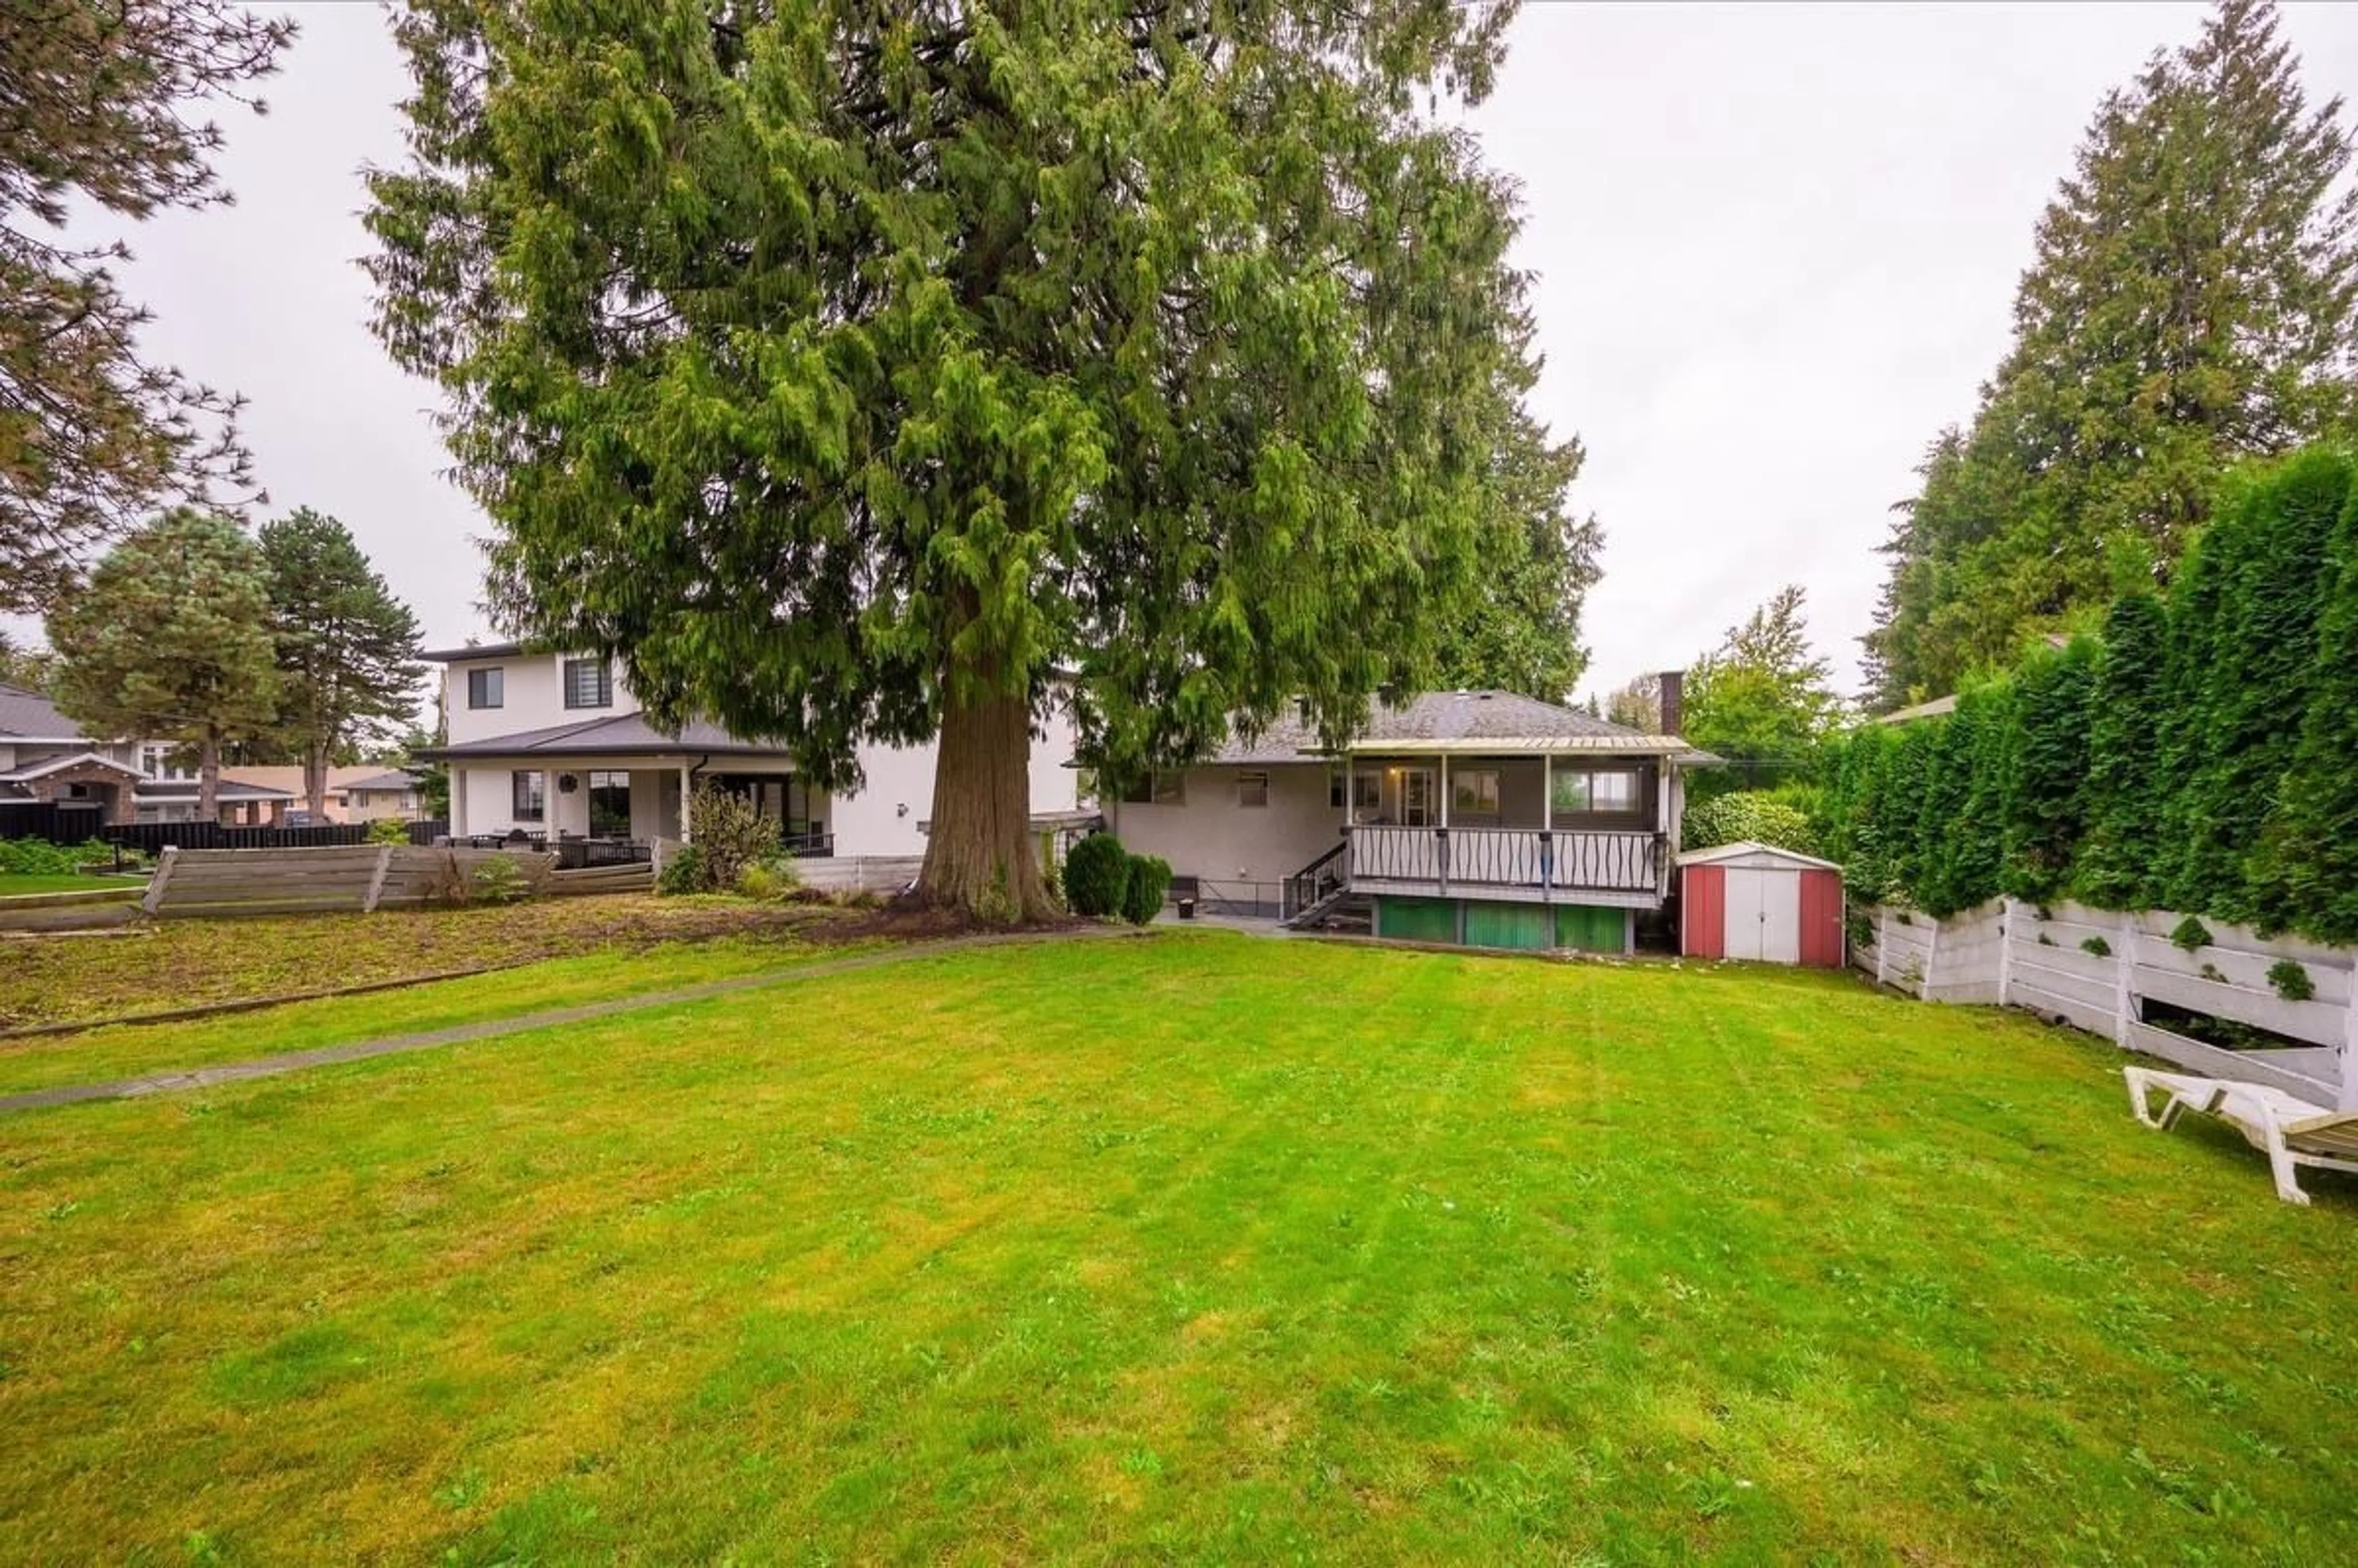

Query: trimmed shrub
left=1062, top=833, right=1130, bottom=917
left=1681, top=791, right=1821, bottom=858
left=366, top=816, right=410, bottom=845
left=1121, top=853, right=1172, bottom=925
left=2169, top=915, right=2213, bottom=953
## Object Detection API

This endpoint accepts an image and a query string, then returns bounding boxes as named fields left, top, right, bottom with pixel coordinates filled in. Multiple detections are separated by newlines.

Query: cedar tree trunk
left=918, top=660, right=1052, bottom=922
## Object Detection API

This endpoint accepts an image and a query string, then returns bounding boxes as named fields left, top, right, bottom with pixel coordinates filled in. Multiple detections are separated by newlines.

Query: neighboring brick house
left=0, top=682, right=291, bottom=829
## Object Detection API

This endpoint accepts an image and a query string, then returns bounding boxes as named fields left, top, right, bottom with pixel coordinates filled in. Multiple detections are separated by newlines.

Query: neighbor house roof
left=422, top=711, right=787, bottom=760
left=1875, top=694, right=1958, bottom=725
left=1212, top=690, right=1708, bottom=763
left=0, top=682, right=90, bottom=741
left=0, top=750, right=142, bottom=783
left=219, top=765, right=408, bottom=800
left=343, top=769, right=422, bottom=793
left=422, top=639, right=529, bottom=662
left=133, top=778, right=295, bottom=803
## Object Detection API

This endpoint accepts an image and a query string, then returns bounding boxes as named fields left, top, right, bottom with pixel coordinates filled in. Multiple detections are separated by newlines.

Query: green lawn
left=0, top=891, right=842, bottom=1030
left=2, top=933, right=2352, bottom=1564
left=0, top=872, right=140, bottom=898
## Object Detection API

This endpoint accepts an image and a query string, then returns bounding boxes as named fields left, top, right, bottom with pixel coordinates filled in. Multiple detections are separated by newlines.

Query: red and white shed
left=1677, top=841, right=1845, bottom=968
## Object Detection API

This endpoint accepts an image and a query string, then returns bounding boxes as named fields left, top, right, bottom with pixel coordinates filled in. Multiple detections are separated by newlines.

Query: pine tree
left=0, top=1, right=293, bottom=608
left=367, top=0, right=1530, bottom=918
left=47, top=509, right=278, bottom=818
left=2250, top=477, right=2358, bottom=940
left=2165, top=447, right=2350, bottom=920
left=2072, top=592, right=2172, bottom=908
left=1864, top=0, right=2357, bottom=706
left=258, top=509, right=427, bottom=820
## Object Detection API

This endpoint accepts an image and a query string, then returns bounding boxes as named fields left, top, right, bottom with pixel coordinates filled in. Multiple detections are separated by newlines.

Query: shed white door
left=1723, top=867, right=1800, bottom=963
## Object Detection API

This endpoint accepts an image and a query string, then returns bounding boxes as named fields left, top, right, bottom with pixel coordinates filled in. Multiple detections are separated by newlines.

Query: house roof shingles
left=0, top=683, right=86, bottom=740
left=1213, top=690, right=1698, bottom=762
left=425, top=712, right=786, bottom=761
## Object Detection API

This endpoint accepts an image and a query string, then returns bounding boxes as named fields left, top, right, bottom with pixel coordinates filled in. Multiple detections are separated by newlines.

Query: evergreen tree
left=47, top=509, right=278, bottom=818
left=1430, top=392, right=1601, bottom=702
left=2072, top=592, right=2172, bottom=908
left=1683, top=586, right=1842, bottom=794
left=2251, top=479, right=2358, bottom=940
left=368, top=0, right=1529, bottom=918
left=0, top=1, right=293, bottom=609
left=1879, top=720, right=1941, bottom=905
left=2165, top=448, right=2349, bottom=920
left=1864, top=0, right=2357, bottom=707
left=258, top=508, right=427, bottom=820
left=2000, top=638, right=2096, bottom=902
left=1913, top=685, right=2009, bottom=917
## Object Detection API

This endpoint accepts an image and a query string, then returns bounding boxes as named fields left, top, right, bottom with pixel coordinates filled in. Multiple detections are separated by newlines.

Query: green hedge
left=1680, top=790, right=1823, bottom=859
left=1062, top=833, right=1130, bottom=918
left=1821, top=443, right=2358, bottom=937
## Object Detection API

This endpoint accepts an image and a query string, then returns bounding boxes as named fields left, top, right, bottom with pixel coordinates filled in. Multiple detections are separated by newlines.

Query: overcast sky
left=71, top=1, right=2358, bottom=702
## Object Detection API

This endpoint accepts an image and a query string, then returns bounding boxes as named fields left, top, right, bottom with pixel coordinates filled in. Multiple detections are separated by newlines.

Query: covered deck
left=1285, top=747, right=1680, bottom=918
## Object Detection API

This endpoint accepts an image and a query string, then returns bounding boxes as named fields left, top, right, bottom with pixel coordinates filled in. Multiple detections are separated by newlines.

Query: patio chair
left=2124, top=1066, right=2358, bottom=1206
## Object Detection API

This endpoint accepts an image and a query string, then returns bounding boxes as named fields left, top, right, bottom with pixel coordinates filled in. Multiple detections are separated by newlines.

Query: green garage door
left=1555, top=904, right=1627, bottom=953
left=1376, top=896, right=1458, bottom=944
left=1463, top=901, right=1553, bottom=952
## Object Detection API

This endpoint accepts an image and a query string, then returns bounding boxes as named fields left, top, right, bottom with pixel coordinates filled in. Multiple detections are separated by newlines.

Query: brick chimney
left=1657, top=670, right=1684, bottom=738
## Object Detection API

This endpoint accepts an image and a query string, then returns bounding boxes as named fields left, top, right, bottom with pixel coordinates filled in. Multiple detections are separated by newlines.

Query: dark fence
left=0, top=812, right=450, bottom=855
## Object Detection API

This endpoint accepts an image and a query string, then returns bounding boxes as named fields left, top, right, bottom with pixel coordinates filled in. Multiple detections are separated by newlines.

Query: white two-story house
left=422, top=642, right=1080, bottom=856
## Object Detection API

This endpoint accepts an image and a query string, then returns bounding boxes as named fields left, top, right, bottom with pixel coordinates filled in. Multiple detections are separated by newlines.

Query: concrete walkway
left=0, top=928, right=1137, bottom=1117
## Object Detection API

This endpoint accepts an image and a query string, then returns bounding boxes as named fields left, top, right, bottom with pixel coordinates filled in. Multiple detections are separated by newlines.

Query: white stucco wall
left=443, top=652, right=632, bottom=744
left=1107, top=763, right=1343, bottom=888
left=829, top=740, right=935, bottom=856
left=1030, top=696, right=1082, bottom=817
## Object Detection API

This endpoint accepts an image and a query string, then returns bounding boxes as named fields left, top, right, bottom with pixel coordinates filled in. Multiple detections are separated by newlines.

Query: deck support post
left=677, top=763, right=693, bottom=843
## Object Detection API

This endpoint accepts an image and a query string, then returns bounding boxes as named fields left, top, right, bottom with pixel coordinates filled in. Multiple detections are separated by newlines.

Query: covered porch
left=1286, top=749, right=1678, bottom=917
left=446, top=758, right=831, bottom=861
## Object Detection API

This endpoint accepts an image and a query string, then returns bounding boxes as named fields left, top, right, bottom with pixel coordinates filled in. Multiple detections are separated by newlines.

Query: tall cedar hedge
left=1820, top=443, right=2358, bottom=939
left=2072, top=592, right=2170, bottom=909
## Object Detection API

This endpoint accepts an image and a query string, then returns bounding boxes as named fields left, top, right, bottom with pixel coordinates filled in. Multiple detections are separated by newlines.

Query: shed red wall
left=1681, top=864, right=1726, bottom=958
left=1798, top=867, right=1845, bottom=968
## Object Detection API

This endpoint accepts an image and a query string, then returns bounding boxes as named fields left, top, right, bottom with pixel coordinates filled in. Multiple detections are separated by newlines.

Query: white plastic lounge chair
left=2125, top=1066, right=2358, bottom=1206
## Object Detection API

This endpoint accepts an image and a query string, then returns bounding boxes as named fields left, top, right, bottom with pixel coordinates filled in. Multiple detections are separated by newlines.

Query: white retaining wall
left=1856, top=896, right=2355, bottom=1109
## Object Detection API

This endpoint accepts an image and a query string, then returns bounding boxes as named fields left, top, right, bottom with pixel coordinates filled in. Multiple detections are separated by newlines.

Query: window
left=468, top=667, right=504, bottom=709
left=139, top=743, right=190, bottom=781
left=511, top=770, right=544, bottom=822
left=1551, top=768, right=1641, bottom=819
left=1450, top=769, right=1501, bottom=818
left=587, top=770, right=631, bottom=836
left=1121, top=771, right=1185, bottom=805
left=563, top=658, right=612, bottom=709
left=1237, top=770, right=1269, bottom=808
left=1336, top=768, right=1383, bottom=818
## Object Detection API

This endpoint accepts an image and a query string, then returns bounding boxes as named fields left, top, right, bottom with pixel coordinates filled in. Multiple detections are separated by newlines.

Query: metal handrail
left=1281, top=837, right=1352, bottom=920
